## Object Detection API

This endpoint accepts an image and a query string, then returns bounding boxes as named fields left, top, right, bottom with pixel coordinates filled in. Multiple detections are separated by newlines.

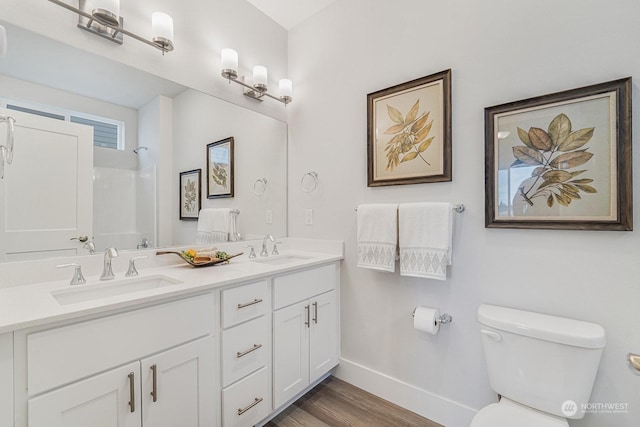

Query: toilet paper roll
left=413, top=306, right=440, bottom=335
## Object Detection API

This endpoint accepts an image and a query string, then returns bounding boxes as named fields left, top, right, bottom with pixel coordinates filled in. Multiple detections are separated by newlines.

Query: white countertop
left=0, top=239, right=343, bottom=334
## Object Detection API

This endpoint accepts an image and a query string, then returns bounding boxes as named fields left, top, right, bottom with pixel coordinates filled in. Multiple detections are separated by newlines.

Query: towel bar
left=355, top=203, right=465, bottom=213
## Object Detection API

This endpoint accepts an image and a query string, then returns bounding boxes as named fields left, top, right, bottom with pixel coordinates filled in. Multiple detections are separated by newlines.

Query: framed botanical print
left=179, top=169, right=201, bottom=220
left=367, top=69, right=452, bottom=186
left=206, top=137, right=234, bottom=199
left=485, top=77, right=632, bottom=230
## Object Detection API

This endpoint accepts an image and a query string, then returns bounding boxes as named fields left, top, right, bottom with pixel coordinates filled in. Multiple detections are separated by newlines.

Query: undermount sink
left=251, top=255, right=312, bottom=266
left=51, top=275, right=182, bottom=305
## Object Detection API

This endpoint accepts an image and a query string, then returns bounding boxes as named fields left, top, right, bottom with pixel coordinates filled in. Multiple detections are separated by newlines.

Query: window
left=2, top=99, right=125, bottom=150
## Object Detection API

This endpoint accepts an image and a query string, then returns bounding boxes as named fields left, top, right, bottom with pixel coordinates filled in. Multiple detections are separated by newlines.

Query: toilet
left=471, top=304, right=606, bottom=427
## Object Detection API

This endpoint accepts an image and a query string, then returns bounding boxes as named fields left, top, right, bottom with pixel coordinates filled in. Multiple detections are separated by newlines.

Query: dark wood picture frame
left=367, top=69, right=452, bottom=186
left=485, top=77, right=632, bottom=231
left=179, top=169, right=201, bottom=221
left=206, top=137, right=234, bottom=199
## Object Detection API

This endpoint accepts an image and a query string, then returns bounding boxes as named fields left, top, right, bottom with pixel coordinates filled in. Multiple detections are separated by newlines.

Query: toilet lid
left=471, top=400, right=569, bottom=427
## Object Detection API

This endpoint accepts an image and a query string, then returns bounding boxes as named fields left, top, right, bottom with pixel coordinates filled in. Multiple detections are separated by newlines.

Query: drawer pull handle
left=238, top=397, right=263, bottom=416
left=305, top=304, right=310, bottom=328
left=313, top=301, right=318, bottom=324
left=128, top=372, right=136, bottom=413
left=237, top=298, right=263, bottom=309
left=237, top=343, right=263, bottom=358
left=150, top=364, right=158, bottom=402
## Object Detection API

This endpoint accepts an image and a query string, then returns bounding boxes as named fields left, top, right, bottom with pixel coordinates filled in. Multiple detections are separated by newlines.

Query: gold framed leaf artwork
left=179, top=169, right=201, bottom=221
left=367, top=69, right=451, bottom=186
left=485, top=77, right=632, bottom=230
left=207, top=137, right=234, bottom=199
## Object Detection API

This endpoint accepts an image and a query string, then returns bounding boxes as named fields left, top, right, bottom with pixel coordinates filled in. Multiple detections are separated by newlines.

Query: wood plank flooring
left=265, top=376, right=443, bottom=427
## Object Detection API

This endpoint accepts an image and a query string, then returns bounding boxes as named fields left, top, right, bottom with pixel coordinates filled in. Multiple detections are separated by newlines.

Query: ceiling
left=245, top=0, right=340, bottom=30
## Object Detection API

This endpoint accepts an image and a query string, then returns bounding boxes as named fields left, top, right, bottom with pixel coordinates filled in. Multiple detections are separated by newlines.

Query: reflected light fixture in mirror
left=220, top=48, right=293, bottom=105
left=0, top=25, right=6, bottom=58
left=48, top=0, right=175, bottom=54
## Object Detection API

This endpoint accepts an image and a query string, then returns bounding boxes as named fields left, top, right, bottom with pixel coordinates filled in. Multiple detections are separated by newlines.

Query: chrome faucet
left=83, top=241, right=96, bottom=254
left=100, top=247, right=119, bottom=280
left=137, top=237, right=150, bottom=249
left=261, top=234, right=275, bottom=257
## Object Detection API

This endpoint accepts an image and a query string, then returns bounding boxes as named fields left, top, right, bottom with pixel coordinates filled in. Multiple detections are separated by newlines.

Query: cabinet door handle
left=237, top=298, right=263, bottom=309
left=305, top=304, right=310, bottom=328
left=313, top=301, right=318, bottom=324
left=150, top=364, right=158, bottom=402
left=238, top=397, right=263, bottom=416
left=237, top=343, right=262, bottom=358
left=128, top=372, right=136, bottom=413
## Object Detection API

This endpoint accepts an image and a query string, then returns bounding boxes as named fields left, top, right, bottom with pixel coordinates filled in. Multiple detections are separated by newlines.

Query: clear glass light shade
left=253, top=65, right=268, bottom=91
left=221, top=48, right=238, bottom=79
left=152, top=12, right=174, bottom=45
left=279, top=79, right=293, bottom=101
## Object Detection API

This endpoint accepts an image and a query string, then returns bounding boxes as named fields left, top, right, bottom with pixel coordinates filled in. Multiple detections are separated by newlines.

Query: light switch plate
left=265, top=210, right=273, bottom=224
left=304, top=209, right=313, bottom=225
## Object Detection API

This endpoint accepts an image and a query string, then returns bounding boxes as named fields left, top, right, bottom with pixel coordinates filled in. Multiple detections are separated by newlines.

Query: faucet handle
left=126, top=256, right=147, bottom=277
left=244, top=245, right=257, bottom=259
left=272, top=241, right=282, bottom=255
left=57, top=263, right=86, bottom=286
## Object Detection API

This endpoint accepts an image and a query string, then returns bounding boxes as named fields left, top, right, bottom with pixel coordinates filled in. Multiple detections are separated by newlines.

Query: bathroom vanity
left=0, top=239, right=342, bottom=427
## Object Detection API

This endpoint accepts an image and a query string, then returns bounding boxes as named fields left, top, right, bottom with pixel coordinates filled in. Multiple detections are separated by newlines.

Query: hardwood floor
left=265, top=376, right=443, bottom=427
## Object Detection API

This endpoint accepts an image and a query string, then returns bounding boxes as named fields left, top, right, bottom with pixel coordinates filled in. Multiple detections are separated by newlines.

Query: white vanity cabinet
left=1, top=333, right=13, bottom=427
left=17, top=293, right=216, bottom=427
left=272, top=264, right=339, bottom=409
left=220, top=281, right=270, bottom=427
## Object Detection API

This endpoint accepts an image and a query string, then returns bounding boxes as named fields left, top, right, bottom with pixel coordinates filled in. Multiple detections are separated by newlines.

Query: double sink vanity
left=0, top=238, right=343, bottom=427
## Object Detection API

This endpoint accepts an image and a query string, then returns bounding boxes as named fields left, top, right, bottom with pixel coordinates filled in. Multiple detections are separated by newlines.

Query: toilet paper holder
left=412, top=307, right=453, bottom=325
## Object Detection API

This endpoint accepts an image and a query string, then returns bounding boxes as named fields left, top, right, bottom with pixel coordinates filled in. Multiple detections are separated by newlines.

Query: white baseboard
left=334, top=357, right=477, bottom=427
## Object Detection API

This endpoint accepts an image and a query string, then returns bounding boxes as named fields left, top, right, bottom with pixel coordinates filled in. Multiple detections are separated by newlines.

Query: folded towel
left=399, top=202, right=452, bottom=280
left=193, top=249, right=220, bottom=263
left=195, top=208, right=231, bottom=244
left=357, top=204, right=398, bottom=272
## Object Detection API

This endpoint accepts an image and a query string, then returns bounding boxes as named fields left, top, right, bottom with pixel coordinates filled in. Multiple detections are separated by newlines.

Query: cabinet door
left=140, top=336, right=214, bottom=427
left=309, top=291, right=338, bottom=383
left=273, top=301, right=310, bottom=408
left=28, top=362, right=141, bottom=427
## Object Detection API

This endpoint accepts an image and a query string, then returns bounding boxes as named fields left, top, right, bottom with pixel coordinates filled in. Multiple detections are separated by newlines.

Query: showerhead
left=133, top=146, right=148, bottom=154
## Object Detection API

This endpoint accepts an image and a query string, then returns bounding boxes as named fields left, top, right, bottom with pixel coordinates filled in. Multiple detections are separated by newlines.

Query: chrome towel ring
left=301, top=171, right=318, bottom=193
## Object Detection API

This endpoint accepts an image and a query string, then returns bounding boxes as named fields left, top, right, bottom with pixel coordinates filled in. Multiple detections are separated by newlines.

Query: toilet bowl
left=472, top=304, right=605, bottom=425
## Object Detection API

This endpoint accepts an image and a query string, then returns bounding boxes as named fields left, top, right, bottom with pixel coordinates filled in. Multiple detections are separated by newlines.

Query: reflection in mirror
left=0, top=22, right=287, bottom=262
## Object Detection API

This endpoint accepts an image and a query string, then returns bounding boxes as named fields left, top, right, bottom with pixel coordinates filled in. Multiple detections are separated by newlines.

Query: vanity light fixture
left=221, top=48, right=293, bottom=105
left=0, top=25, right=7, bottom=58
left=48, top=0, right=175, bottom=54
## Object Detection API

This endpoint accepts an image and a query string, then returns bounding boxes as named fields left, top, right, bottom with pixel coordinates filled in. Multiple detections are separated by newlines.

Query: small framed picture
left=367, top=69, right=452, bottom=186
left=179, top=169, right=201, bottom=221
left=207, top=137, right=234, bottom=199
left=485, top=77, right=632, bottom=230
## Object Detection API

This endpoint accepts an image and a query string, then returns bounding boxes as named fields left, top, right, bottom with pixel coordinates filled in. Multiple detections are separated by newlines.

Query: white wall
left=2, top=0, right=288, bottom=122
left=288, top=1, right=640, bottom=426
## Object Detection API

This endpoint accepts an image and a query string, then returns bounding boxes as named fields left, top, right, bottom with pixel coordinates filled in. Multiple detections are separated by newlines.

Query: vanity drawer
left=222, top=280, right=268, bottom=328
left=273, top=264, right=336, bottom=309
left=222, top=366, right=269, bottom=427
left=27, top=293, right=214, bottom=396
left=222, top=316, right=268, bottom=387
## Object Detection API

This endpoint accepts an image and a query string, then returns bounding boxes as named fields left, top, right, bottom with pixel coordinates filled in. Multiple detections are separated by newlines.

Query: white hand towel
left=399, top=202, right=452, bottom=280
left=357, top=204, right=398, bottom=272
left=196, top=208, right=232, bottom=244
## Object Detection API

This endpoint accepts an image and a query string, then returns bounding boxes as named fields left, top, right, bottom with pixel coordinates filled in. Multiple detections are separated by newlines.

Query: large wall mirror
left=0, top=22, right=287, bottom=262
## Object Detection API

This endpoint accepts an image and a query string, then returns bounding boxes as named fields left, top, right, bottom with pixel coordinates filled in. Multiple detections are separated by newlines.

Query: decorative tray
left=156, top=250, right=243, bottom=267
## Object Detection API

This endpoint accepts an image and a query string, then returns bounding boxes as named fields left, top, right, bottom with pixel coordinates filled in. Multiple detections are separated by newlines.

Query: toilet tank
left=477, top=304, right=605, bottom=419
